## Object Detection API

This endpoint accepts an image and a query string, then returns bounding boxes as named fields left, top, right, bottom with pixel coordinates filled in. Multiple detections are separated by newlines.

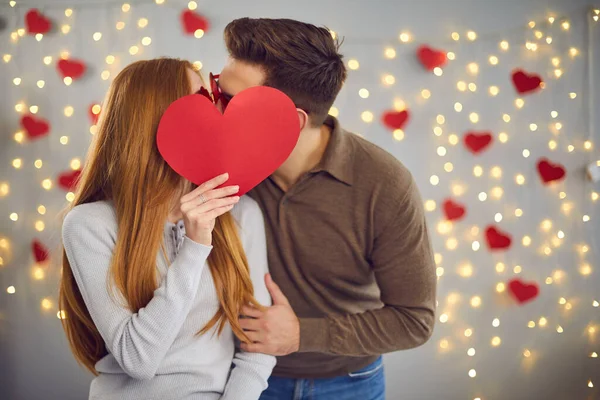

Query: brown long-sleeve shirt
left=248, top=116, right=436, bottom=378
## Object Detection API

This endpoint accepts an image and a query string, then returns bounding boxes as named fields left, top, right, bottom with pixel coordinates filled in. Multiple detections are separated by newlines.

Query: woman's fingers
left=180, top=186, right=239, bottom=213
left=180, top=173, right=229, bottom=203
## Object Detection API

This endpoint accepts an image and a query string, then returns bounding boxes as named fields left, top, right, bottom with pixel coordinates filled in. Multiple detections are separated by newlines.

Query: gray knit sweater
left=62, top=196, right=275, bottom=400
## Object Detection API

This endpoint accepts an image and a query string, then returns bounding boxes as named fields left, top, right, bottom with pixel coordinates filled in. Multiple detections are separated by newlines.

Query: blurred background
left=1, top=0, right=600, bottom=399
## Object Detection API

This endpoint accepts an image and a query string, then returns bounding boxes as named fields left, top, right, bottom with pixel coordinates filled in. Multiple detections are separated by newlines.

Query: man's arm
left=298, top=176, right=437, bottom=356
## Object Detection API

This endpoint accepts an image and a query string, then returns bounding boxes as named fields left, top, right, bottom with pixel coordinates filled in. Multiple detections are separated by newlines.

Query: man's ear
left=297, top=109, right=309, bottom=131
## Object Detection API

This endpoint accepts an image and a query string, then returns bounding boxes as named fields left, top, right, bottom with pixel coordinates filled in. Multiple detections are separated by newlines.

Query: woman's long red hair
left=58, top=58, right=261, bottom=375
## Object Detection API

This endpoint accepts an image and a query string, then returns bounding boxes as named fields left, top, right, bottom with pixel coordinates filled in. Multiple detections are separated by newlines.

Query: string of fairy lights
left=0, top=1, right=599, bottom=398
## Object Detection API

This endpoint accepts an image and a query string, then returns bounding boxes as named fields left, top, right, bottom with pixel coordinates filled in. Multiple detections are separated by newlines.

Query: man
left=215, top=17, right=436, bottom=400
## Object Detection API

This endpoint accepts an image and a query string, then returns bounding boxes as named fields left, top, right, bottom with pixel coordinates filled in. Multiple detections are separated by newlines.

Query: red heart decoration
left=443, top=199, right=466, bottom=221
left=25, top=9, right=52, bottom=35
left=57, top=59, right=86, bottom=80
left=511, top=69, right=543, bottom=95
left=537, top=158, right=566, bottom=184
left=58, top=170, right=82, bottom=191
left=21, top=114, right=50, bottom=140
left=464, top=131, right=493, bottom=154
left=417, top=45, right=447, bottom=71
left=89, top=104, right=101, bottom=125
left=485, top=226, right=512, bottom=251
left=508, top=279, right=539, bottom=304
left=32, top=240, right=50, bottom=264
left=157, top=87, right=300, bottom=196
left=382, top=110, right=410, bottom=131
left=181, top=10, right=210, bottom=35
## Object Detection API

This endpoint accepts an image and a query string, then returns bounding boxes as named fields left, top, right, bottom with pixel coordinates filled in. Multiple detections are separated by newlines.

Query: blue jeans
left=259, top=357, right=385, bottom=400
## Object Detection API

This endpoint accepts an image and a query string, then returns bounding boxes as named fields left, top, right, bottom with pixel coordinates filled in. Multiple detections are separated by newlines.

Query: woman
left=59, top=58, right=275, bottom=400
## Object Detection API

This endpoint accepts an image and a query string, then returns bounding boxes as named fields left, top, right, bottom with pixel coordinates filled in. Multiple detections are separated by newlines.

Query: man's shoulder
left=341, top=127, right=412, bottom=188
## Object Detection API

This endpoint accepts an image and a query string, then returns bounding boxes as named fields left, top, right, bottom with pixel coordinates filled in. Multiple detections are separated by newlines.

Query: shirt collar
left=311, top=116, right=354, bottom=186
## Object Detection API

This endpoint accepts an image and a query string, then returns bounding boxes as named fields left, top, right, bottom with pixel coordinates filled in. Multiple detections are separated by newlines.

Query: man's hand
left=239, top=273, right=300, bottom=356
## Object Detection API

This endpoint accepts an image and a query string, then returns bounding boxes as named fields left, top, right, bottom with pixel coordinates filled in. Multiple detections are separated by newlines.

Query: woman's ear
left=297, top=108, right=309, bottom=131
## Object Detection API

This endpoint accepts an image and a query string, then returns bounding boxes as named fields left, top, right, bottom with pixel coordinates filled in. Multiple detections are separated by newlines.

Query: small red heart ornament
left=382, top=110, right=410, bottom=131
left=537, top=158, right=566, bottom=184
left=508, top=279, right=539, bottom=304
left=511, top=69, right=543, bottom=95
left=443, top=199, right=466, bottom=221
left=485, top=226, right=512, bottom=251
left=157, top=87, right=300, bottom=196
left=89, top=104, right=101, bottom=125
left=57, top=59, right=86, bottom=80
left=181, top=10, right=210, bottom=34
left=58, top=170, right=82, bottom=191
left=464, top=131, right=493, bottom=154
left=32, top=240, right=50, bottom=263
left=417, top=45, right=447, bottom=71
left=21, top=114, right=50, bottom=139
left=26, top=9, right=52, bottom=34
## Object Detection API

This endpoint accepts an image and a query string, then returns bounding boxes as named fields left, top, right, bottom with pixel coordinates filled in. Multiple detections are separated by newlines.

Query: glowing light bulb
left=3, top=54, right=11, bottom=63
left=464, top=328, right=473, bottom=337
left=439, top=339, right=449, bottom=349
left=101, top=70, right=110, bottom=80
left=539, top=317, right=548, bottom=327
left=65, top=8, right=73, bottom=16
left=329, top=107, right=339, bottom=117
left=0, top=183, right=9, bottom=197
left=433, top=67, right=443, bottom=76
left=522, top=236, right=532, bottom=246
left=467, top=31, right=477, bottom=41
left=583, top=215, right=591, bottom=222
left=35, top=221, right=45, bottom=232
left=439, top=313, right=449, bottom=323
left=592, top=192, right=599, bottom=201
left=584, top=141, right=593, bottom=150
left=514, top=265, right=522, bottom=274
left=569, top=48, right=579, bottom=57
left=452, top=184, right=465, bottom=196
left=421, top=89, right=431, bottom=99
left=500, top=40, right=509, bottom=50
left=468, top=369, right=477, bottom=378
left=57, top=310, right=66, bottom=319
left=446, top=237, right=458, bottom=250
left=469, top=113, right=479, bottom=123
left=470, top=296, right=482, bottom=308
left=9, top=213, right=18, bottom=221
left=499, top=132, right=508, bottom=143
left=430, top=175, right=439, bottom=186
left=138, top=18, right=149, bottom=28
left=491, top=336, right=501, bottom=346
left=38, top=205, right=46, bottom=215
left=361, top=111, right=374, bottom=123
left=467, top=348, right=476, bottom=356
left=473, top=165, right=483, bottom=177
left=561, top=20, right=570, bottom=30
left=528, top=321, right=536, bottom=328
left=447, top=52, right=456, bottom=60
left=64, top=77, right=73, bottom=86
left=567, top=145, right=575, bottom=152
left=494, top=213, right=503, bottom=223
left=116, top=21, right=125, bottom=30
left=496, top=262, right=505, bottom=273
left=451, top=32, right=460, bottom=41
left=468, top=83, right=477, bottom=92
left=393, top=130, right=404, bottom=141
left=359, top=88, right=369, bottom=98
left=348, top=59, right=359, bottom=70
left=557, top=230, right=565, bottom=239
left=437, top=146, right=447, bottom=156
left=399, top=32, right=412, bottom=43
left=444, top=162, right=453, bottom=172
left=424, top=200, right=436, bottom=212
left=449, top=134, right=459, bottom=145
left=534, top=30, right=543, bottom=39
left=496, top=283, right=505, bottom=292
left=524, top=349, right=531, bottom=357
left=552, top=57, right=560, bottom=67
left=436, top=267, right=444, bottom=277
left=43, top=56, right=52, bottom=65
left=64, top=106, right=74, bottom=117
left=548, top=16, right=555, bottom=24
left=467, top=62, right=479, bottom=74
left=454, top=102, right=463, bottom=112
left=384, top=48, right=396, bottom=59
left=13, top=77, right=21, bottom=86
left=383, top=74, right=396, bottom=85
left=70, top=158, right=81, bottom=170
left=7, top=286, right=16, bottom=294
left=503, top=114, right=511, bottom=122
left=12, top=158, right=22, bottom=169
left=529, top=123, right=538, bottom=131
left=580, top=264, right=592, bottom=275
left=61, top=24, right=71, bottom=34
left=489, top=55, right=499, bottom=65
left=457, top=81, right=467, bottom=91
left=515, top=98, right=525, bottom=108
left=141, top=36, right=152, bottom=46
left=122, top=3, right=131, bottom=12
left=489, top=86, right=499, bottom=96
left=66, top=192, right=75, bottom=202
left=129, top=46, right=139, bottom=55
left=194, top=29, right=204, bottom=38
left=37, top=80, right=45, bottom=88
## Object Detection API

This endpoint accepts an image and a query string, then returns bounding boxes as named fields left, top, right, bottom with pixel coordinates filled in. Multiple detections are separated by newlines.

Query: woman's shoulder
left=230, top=195, right=264, bottom=231
left=63, top=200, right=118, bottom=234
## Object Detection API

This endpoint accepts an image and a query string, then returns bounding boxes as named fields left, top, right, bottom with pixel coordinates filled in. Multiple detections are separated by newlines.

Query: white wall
left=1, top=1, right=599, bottom=399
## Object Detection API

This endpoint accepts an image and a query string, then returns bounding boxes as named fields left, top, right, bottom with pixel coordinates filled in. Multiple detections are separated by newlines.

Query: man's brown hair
left=224, top=18, right=347, bottom=127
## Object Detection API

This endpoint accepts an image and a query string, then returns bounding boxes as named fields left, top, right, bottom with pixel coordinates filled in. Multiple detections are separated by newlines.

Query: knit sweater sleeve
left=221, top=196, right=276, bottom=400
left=62, top=202, right=212, bottom=380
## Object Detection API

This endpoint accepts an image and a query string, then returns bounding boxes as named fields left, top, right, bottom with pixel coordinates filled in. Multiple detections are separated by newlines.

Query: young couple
left=59, top=17, right=437, bottom=400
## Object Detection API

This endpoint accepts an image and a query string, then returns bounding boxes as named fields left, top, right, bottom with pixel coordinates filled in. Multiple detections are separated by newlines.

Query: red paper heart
left=417, top=45, right=447, bottom=71
left=89, top=104, right=101, bottom=125
left=464, top=131, right=493, bottom=154
left=181, top=10, right=210, bottom=35
left=443, top=199, right=466, bottom=221
left=537, top=158, right=566, bottom=184
left=21, top=114, right=50, bottom=140
left=508, top=279, right=539, bottom=304
left=511, top=69, right=543, bottom=95
left=58, top=170, right=82, bottom=191
left=382, top=110, right=410, bottom=131
left=57, top=59, right=86, bottom=80
left=157, top=87, right=300, bottom=196
left=485, top=226, right=512, bottom=251
left=32, top=240, right=50, bottom=264
left=26, top=9, right=52, bottom=34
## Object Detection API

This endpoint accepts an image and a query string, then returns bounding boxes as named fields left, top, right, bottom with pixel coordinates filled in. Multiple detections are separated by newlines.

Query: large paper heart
left=57, top=59, right=86, bottom=80
left=21, top=114, right=50, bottom=140
left=382, top=110, right=410, bottom=131
left=417, top=45, right=447, bottom=71
left=32, top=240, right=50, bottom=264
left=511, top=69, right=543, bottom=95
left=58, top=170, right=82, bottom=191
left=508, top=279, right=539, bottom=305
left=537, top=158, right=566, bottom=184
left=157, top=87, right=300, bottom=195
left=443, top=199, right=466, bottom=221
left=485, top=226, right=512, bottom=251
left=26, top=9, right=52, bottom=35
left=181, top=10, right=210, bottom=34
left=464, top=131, right=493, bottom=154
